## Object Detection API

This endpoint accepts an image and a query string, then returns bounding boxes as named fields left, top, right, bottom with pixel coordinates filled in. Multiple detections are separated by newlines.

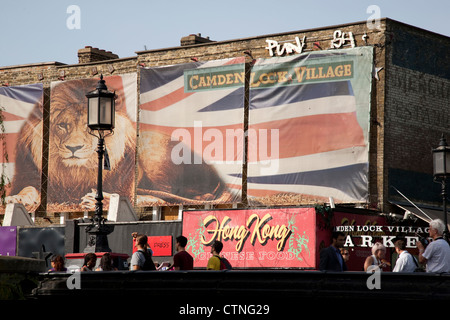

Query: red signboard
left=331, top=211, right=388, bottom=271
left=148, top=236, right=173, bottom=257
left=183, top=208, right=318, bottom=269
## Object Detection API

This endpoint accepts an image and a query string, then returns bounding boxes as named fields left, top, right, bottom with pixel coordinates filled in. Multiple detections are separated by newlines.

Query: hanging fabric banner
left=1, top=83, right=43, bottom=213
left=246, top=47, right=373, bottom=206
left=47, top=74, right=137, bottom=212
left=138, top=58, right=245, bottom=206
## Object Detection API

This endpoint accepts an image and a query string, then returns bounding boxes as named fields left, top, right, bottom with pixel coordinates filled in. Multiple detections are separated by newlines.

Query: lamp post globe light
left=432, top=134, right=450, bottom=242
left=84, top=75, right=115, bottom=253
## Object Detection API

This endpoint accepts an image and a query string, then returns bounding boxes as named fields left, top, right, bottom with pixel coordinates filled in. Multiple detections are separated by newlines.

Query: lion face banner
left=138, top=58, right=245, bottom=206
left=1, top=83, right=44, bottom=213
left=246, top=47, right=373, bottom=206
left=47, top=74, right=137, bottom=212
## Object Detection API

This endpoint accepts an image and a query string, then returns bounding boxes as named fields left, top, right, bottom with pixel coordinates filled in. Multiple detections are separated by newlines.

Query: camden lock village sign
left=335, top=224, right=430, bottom=249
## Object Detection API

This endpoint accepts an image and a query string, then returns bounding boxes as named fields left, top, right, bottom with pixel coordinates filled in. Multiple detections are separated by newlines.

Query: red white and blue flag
left=246, top=47, right=373, bottom=204
left=139, top=58, right=246, bottom=205
left=0, top=83, right=43, bottom=211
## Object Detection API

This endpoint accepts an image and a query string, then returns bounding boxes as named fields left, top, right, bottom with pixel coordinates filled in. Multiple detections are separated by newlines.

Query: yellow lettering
left=198, top=76, right=207, bottom=88
left=250, top=72, right=261, bottom=87
left=234, top=72, right=245, bottom=84
left=226, top=73, right=234, bottom=85
left=318, top=67, right=325, bottom=78
left=326, top=66, right=335, bottom=78
left=344, top=64, right=352, bottom=76
left=294, top=67, right=307, bottom=83
left=217, top=74, right=226, bottom=85
left=189, top=75, right=198, bottom=90
left=201, top=213, right=292, bottom=252
left=277, top=71, right=288, bottom=83
left=334, top=65, right=343, bottom=77
left=260, top=72, right=276, bottom=85
left=310, top=67, right=320, bottom=79
left=206, top=75, right=217, bottom=86
left=201, top=215, right=219, bottom=245
left=248, top=213, right=272, bottom=245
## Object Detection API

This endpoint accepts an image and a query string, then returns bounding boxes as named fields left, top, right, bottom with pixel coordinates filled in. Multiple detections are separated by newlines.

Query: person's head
left=211, top=240, right=223, bottom=254
left=51, top=255, right=65, bottom=271
left=100, top=253, right=114, bottom=271
left=429, top=219, right=445, bottom=239
left=371, top=242, right=386, bottom=258
left=394, top=239, right=406, bottom=253
left=136, top=234, right=148, bottom=249
left=176, top=235, right=188, bottom=250
left=83, top=253, right=97, bottom=269
left=331, top=231, right=346, bottom=248
left=340, top=248, right=350, bottom=262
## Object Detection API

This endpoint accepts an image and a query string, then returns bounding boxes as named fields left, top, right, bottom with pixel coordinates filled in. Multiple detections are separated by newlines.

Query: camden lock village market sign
left=335, top=224, right=430, bottom=249
left=332, top=210, right=430, bottom=250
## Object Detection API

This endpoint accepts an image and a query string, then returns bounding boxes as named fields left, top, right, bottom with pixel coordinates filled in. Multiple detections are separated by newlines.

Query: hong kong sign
left=183, top=207, right=319, bottom=268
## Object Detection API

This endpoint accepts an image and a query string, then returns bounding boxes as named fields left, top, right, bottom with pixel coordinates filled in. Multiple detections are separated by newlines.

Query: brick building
left=0, top=18, right=449, bottom=224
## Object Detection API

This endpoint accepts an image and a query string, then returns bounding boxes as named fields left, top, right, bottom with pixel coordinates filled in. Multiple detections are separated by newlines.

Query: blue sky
left=0, top=0, right=448, bottom=67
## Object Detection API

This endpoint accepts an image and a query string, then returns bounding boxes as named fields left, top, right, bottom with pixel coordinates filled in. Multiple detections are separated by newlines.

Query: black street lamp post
left=84, top=75, right=115, bottom=253
left=432, top=134, right=450, bottom=242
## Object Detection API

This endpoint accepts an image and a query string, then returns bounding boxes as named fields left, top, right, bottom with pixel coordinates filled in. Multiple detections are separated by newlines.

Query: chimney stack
left=78, top=46, right=119, bottom=64
left=180, top=33, right=214, bottom=46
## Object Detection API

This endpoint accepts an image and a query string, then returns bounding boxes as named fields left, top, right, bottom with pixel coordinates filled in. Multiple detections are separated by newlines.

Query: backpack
left=219, top=256, right=232, bottom=270
left=140, top=250, right=156, bottom=270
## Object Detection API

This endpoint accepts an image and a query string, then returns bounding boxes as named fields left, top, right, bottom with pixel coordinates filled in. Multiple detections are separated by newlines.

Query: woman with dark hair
left=81, top=253, right=97, bottom=272
left=48, top=255, right=67, bottom=272
left=96, top=253, right=117, bottom=271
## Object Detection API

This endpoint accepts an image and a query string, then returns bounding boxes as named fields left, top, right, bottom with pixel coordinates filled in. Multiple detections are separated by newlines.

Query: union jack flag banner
left=138, top=58, right=245, bottom=206
left=246, top=46, right=373, bottom=205
left=0, top=83, right=43, bottom=212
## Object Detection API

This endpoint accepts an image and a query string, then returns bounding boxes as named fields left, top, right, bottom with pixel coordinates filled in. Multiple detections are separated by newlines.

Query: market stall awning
left=392, top=202, right=450, bottom=231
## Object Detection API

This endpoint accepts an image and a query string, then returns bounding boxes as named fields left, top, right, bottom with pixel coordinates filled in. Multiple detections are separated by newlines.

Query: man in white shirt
left=393, top=239, right=417, bottom=272
left=417, top=219, right=450, bottom=273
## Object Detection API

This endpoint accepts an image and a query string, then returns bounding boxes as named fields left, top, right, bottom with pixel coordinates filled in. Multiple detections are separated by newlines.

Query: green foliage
left=287, top=213, right=310, bottom=261
left=315, top=204, right=334, bottom=229
left=186, top=217, right=206, bottom=259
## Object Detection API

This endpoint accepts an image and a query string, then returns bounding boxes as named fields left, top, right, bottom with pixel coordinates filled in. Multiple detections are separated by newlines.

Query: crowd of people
left=48, top=219, right=449, bottom=274
left=48, top=233, right=230, bottom=273
left=130, top=234, right=230, bottom=271
left=319, top=219, right=450, bottom=273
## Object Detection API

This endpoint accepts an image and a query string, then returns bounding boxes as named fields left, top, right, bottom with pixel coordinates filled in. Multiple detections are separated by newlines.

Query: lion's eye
left=57, top=122, right=69, bottom=131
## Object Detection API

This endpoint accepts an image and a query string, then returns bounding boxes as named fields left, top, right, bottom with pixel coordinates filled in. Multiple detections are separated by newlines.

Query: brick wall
left=384, top=20, right=450, bottom=209
left=1, top=18, right=448, bottom=223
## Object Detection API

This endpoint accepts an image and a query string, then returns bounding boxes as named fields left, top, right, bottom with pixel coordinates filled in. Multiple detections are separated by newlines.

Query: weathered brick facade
left=0, top=18, right=448, bottom=224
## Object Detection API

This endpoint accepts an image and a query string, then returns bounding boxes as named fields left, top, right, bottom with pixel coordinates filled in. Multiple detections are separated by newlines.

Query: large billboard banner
left=246, top=47, right=373, bottom=205
left=1, top=83, right=43, bottom=213
left=47, top=74, right=137, bottom=212
left=138, top=58, right=245, bottom=206
left=183, top=207, right=318, bottom=268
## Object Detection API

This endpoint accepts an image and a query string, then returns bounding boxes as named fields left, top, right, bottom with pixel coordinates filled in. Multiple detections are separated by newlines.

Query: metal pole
left=443, top=178, right=449, bottom=242
left=95, top=136, right=104, bottom=226
left=84, top=134, right=113, bottom=253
